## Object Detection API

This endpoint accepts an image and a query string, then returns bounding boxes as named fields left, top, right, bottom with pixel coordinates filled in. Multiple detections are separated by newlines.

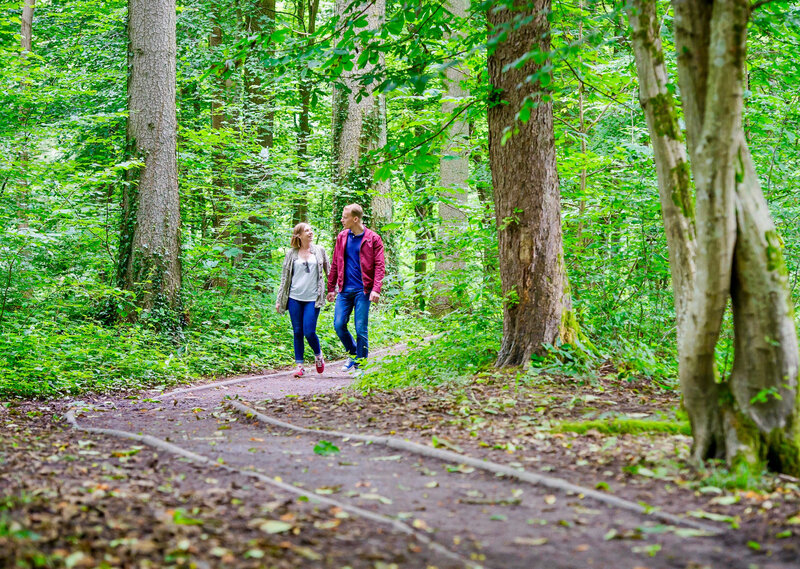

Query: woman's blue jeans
left=334, top=290, right=370, bottom=360
left=286, top=298, right=321, bottom=363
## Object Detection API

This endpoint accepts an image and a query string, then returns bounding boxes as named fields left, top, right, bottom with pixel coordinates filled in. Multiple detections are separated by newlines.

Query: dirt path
left=3, top=357, right=799, bottom=568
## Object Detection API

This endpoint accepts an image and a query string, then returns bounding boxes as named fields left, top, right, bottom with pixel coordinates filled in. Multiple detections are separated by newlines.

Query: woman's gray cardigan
left=276, top=244, right=330, bottom=314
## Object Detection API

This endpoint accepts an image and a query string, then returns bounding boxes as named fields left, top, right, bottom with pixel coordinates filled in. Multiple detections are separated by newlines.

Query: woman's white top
left=289, top=255, right=319, bottom=302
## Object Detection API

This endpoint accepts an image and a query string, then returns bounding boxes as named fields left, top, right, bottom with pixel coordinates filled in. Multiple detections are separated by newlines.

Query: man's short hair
left=345, top=203, right=363, bottom=221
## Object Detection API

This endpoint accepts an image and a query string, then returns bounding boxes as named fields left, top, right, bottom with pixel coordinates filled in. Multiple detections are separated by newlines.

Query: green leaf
left=313, top=440, right=340, bottom=456
left=172, top=509, right=203, bottom=526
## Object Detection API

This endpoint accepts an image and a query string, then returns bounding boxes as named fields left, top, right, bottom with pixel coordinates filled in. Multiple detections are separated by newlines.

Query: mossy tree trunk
left=628, top=0, right=800, bottom=474
left=487, top=0, right=576, bottom=367
left=118, top=0, right=182, bottom=321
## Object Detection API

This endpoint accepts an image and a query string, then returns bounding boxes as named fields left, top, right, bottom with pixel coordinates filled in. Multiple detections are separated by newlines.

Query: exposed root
left=64, top=409, right=488, bottom=569
left=226, top=399, right=722, bottom=534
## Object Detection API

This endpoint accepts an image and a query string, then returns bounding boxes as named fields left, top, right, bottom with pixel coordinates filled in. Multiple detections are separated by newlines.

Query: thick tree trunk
left=118, top=0, right=181, bottom=319
left=630, top=0, right=800, bottom=473
left=487, top=0, right=574, bottom=367
left=432, top=0, right=470, bottom=313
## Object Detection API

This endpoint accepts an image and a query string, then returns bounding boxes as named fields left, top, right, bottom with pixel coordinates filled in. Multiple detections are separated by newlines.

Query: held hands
left=325, top=291, right=379, bottom=302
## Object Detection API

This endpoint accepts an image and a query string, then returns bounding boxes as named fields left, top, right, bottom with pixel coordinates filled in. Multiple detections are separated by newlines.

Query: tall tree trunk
left=432, top=0, right=470, bottom=313
left=487, top=0, right=575, bottom=367
left=206, top=19, right=233, bottom=289
left=246, top=0, right=276, bottom=150
left=332, top=0, right=392, bottom=232
left=629, top=0, right=800, bottom=474
left=18, top=0, right=35, bottom=231
left=21, top=0, right=34, bottom=52
left=118, top=0, right=182, bottom=321
left=241, top=0, right=276, bottom=256
left=294, top=0, right=320, bottom=224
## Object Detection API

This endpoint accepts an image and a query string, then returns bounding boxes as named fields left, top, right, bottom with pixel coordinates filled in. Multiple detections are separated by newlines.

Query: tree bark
left=295, top=0, right=320, bottom=224
left=21, top=0, right=34, bottom=53
left=487, top=0, right=574, bottom=367
left=18, top=0, right=35, bottom=233
left=630, top=0, right=800, bottom=473
left=332, top=0, right=392, bottom=231
left=246, top=0, right=276, bottom=151
left=118, top=0, right=182, bottom=321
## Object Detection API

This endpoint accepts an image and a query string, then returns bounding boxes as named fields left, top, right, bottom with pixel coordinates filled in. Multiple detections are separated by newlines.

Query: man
left=327, top=204, right=385, bottom=371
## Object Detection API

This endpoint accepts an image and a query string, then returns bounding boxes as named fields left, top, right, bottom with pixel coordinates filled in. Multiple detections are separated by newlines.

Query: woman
left=276, top=223, right=330, bottom=377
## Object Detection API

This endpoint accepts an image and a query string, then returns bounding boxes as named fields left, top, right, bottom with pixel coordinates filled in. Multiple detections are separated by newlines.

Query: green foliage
left=0, top=0, right=798, bottom=404
left=312, top=440, right=340, bottom=456
left=355, top=274, right=503, bottom=390
left=698, top=462, right=770, bottom=492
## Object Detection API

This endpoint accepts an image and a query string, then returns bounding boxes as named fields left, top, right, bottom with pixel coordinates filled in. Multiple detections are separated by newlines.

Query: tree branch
left=751, top=0, right=782, bottom=12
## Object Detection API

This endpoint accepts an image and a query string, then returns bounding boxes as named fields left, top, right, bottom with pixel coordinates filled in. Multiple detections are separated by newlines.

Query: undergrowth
left=0, top=290, right=432, bottom=399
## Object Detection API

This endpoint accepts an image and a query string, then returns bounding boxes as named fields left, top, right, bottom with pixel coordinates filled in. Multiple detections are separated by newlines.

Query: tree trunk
left=630, top=0, right=800, bottom=473
left=246, top=0, right=276, bottom=150
left=18, top=0, right=35, bottom=233
left=21, top=0, right=34, bottom=52
left=206, top=19, right=234, bottom=289
left=432, top=0, right=470, bottom=313
left=295, top=0, right=320, bottom=224
left=487, top=0, right=574, bottom=367
left=118, top=0, right=181, bottom=321
left=332, top=0, right=392, bottom=230
left=240, top=0, right=276, bottom=256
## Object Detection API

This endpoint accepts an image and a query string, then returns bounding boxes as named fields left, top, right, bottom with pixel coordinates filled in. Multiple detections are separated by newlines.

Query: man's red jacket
left=327, top=228, right=385, bottom=294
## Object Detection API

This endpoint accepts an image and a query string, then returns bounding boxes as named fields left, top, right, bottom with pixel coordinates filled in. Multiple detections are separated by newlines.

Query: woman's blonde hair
left=290, top=222, right=311, bottom=249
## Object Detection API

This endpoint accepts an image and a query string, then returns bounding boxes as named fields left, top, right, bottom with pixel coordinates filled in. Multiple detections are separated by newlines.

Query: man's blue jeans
left=286, top=298, right=321, bottom=363
left=334, top=290, right=371, bottom=360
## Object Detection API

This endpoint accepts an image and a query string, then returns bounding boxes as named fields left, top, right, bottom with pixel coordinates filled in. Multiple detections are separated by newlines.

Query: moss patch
left=553, top=418, right=691, bottom=436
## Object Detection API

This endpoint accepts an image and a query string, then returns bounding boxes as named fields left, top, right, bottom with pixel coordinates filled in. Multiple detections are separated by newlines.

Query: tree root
left=64, top=409, right=488, bottom=569
left=225, top=399, right=722, bottom=534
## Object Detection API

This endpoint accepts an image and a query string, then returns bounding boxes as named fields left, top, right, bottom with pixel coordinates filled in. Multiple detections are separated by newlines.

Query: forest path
left=57, top=351, right=796, bottom=569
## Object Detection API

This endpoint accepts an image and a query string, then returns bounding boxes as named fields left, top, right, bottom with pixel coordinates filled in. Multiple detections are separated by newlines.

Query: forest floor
left=2, top=351, right=800, bottom=569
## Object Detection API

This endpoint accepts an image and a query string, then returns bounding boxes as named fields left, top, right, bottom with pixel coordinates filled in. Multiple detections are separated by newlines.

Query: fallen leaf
left=513, top=537, right=548, bottom=546
left=258, top=520, right=293, bottom=534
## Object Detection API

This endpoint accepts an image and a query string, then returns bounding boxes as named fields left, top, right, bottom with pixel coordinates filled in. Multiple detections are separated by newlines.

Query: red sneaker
left=315, top=354, right=325, bottom=374
left=293, top=365, right=304, bottom=378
